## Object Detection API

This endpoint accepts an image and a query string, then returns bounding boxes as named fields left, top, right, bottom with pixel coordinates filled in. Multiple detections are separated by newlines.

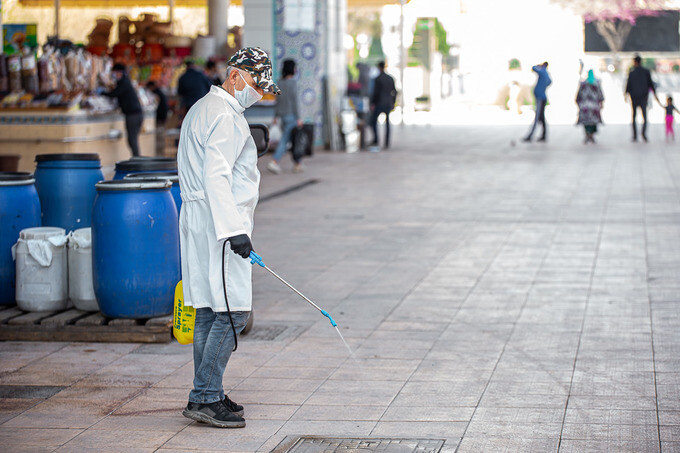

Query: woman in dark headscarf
left=576, top=69, right=605, bottom=144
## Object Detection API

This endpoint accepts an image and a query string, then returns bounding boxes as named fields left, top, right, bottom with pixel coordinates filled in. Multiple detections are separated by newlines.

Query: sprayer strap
left=221, top=240, right=239, bottom=352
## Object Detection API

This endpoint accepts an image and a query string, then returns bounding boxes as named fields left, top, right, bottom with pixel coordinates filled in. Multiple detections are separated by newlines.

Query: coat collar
left=210, top=85, right=245, bottom=114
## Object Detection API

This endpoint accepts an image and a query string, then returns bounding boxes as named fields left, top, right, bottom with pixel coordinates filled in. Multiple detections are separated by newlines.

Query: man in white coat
left=177, top=47, right=280, bottom=429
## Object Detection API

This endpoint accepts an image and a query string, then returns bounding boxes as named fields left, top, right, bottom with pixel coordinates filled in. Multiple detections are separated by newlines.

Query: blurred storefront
left=0, top=0, right=415, bottom=161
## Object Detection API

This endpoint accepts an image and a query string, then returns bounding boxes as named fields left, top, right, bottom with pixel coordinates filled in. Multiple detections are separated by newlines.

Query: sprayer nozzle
left=321, top=310, right=337, bottom=327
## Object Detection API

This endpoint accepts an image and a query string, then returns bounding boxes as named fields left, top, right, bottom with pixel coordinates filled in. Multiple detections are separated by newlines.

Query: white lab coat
left=177, top=85, right=260, bottom=312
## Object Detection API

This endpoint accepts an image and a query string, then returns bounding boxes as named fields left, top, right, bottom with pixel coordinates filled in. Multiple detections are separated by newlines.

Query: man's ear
left=230, top=69, right=240, bottom=85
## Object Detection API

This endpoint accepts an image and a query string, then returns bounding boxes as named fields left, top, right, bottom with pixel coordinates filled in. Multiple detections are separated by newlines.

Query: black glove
left=228, top=234, right=253, bottom=259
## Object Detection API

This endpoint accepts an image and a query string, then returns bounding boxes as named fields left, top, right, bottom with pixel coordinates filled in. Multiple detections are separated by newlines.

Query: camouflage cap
left=228, top=47, right=281, bottom=95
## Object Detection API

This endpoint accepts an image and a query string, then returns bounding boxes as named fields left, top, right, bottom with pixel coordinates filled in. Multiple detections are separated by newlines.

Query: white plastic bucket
left=14, top=226, right=68, bottom=312
left=193, top=35, right=216, bottom=59
left=68, top=228, right=97, bottom=311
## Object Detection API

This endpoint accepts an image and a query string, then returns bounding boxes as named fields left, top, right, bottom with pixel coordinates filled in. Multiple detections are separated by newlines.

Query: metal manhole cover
left=243, top=324, right=305, bottom=342
left=273, top=437, right=445, bottom=453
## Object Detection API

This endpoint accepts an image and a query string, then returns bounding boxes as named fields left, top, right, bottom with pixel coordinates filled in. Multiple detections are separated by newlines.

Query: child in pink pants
left=665, top=95, right=680, bottom=141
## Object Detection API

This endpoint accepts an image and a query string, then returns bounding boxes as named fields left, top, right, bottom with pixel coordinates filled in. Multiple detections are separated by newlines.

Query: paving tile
left=558, top=439, right=660, bottom=453
left=456, top=436, right=559, bottom=453
left=291, top=404, right=386, bottom=421
left=0, top=397, right=43, bottom=425
left=380, top=405, right=475, bottom=422
left=241, top=404, right=300, bottom=420
left=235, top=377, right=323, bottom=393
left=566, top=396, right=657, bottom=411
left=564, top=409, right=657, bottom=425
left=277, top=420, right=376, bottom=438
left=370, top=421, right=467, bottom=438
left=471, top=407, right=564, bottom=424
left=2, top=398, right=121, bottom=429
left=60, top=428, right=177, bottom=449
left=464, top=421, right=563, bottom=439
left=90, top=414, right=192, bottom=431
left=0, top=427, right=83, bottom=448
left=561, top=423, right=659, bottom=441
left=660, top=442, right=680, bottom=453
left=660, top=425, right=680, bottom=442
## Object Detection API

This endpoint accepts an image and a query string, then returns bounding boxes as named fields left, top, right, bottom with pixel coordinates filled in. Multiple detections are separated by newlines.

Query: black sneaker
left=182, top=400, right=245, bottom=428
left=223, top=395, right=244, bottom=417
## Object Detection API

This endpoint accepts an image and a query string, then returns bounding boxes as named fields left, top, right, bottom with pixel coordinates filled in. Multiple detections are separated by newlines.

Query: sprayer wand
left=249, top=251, right=337, bottom=327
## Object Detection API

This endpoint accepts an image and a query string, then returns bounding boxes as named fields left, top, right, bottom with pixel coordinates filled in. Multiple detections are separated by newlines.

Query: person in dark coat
left=146, top=80, right=170, bottom=156
left=205, top=60, right=223, bottom=86
left=105, top=63, right=143, bottom=156
left=177, top=60, right=213, bottom=114
left=369, top=61, right=397, bottom=149
left=625, top=55, right=659, bottom=142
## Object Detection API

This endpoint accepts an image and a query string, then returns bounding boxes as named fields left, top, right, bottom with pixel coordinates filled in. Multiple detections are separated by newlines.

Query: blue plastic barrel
left=113, top=157, right=177, bottom=180
left=0, top=172, right=41, bottom=305
left=34, top=153, right=103, bottom=232
left=92, top=180, right=179, bottom=318
left=124, top=172, right=181, bottom=213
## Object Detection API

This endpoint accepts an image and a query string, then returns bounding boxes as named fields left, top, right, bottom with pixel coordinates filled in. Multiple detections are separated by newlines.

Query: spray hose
left=249, top=251, right=338, bottom=327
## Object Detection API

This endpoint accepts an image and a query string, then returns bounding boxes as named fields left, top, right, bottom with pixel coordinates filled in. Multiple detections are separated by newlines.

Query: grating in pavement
left=244, top=324, right=306, bottom=342
left=0, top=385, right=65, bottom=399
left=274, top=437, right=445, bottom=453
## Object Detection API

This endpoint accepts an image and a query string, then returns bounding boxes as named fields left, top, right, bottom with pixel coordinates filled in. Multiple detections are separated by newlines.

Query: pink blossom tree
left=553, top=0, right=671, bottom=55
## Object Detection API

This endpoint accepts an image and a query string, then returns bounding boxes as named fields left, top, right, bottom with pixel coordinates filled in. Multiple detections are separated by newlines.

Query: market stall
left=0, top=109, right=156, bottom=172
left=0, top=9, right=216, bottom=170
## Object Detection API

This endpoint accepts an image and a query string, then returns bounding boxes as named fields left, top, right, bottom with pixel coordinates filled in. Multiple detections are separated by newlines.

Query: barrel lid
left=115, top=158, right=177, bottom=172
left=35, top=153, right=100, bottom=162
left=20, top=227, right=66, bottom=240
left=124, top=172, right=179, bottom=183
left=96, top=180, right=172, bottom=191
left=0, top=172, right=34, bottom=186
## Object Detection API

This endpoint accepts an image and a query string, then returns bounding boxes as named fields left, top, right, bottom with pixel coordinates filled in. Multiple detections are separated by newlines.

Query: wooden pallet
left=0, top=306, right=173, bottom=343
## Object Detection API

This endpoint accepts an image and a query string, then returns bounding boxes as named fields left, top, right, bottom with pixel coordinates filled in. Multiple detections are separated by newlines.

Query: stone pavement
left=2, top=122, right=680, bottom=452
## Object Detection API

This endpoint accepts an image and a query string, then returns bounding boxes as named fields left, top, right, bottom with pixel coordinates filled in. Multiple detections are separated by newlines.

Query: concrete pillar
left=208, top=0, right=229, bottom=56
left=242, top=0, right=274, bottom=56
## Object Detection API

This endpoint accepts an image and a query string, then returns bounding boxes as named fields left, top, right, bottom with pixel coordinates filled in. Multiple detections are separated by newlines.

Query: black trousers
left=370, top=106, right=391, bottom=148
left=125, top=112, right=144, bottom=157
left=631, top=96, right=648, bottom=140
left=525, top=99, right=547, bottom=140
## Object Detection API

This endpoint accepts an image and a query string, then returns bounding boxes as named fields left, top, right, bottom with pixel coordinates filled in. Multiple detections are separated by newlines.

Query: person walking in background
left=267, top=59, right=303, bottom=174
left=104, top=63, right=143, bottom=156
left=625, top=55, right=659, bottom=142
left=522, top=62, right=551, bottom=143
left=662, top=95, right=680, bottom=141
left=576, top=70, right=604, bottom=144
left=369, top=61, right=397, bottom=149
left=205, top=60, right=222, bottom=86
left=146, top=80, right=170, bottom=156
left=177, top=60, right=213, bottom=115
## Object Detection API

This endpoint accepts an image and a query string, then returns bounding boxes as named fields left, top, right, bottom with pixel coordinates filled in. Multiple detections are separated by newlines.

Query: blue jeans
left=525, top=99, right=547, bottom=140
left=189, top=308, right=250, bottom=404
left=272, top=114, right=298, bottom=163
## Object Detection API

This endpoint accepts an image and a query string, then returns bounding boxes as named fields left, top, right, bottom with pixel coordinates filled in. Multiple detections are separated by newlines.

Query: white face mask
left=234, top=72, right=263, bottom=108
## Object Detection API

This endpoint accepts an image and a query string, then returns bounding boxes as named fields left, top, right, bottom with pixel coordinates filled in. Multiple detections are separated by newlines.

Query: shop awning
left=19, top=0, right=221, bottom=6
left=20, top=0, right=406, bottom=7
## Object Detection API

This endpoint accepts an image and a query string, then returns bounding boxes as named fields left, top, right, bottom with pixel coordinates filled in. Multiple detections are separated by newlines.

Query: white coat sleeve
left=203, top=113, right=247, bottom=242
